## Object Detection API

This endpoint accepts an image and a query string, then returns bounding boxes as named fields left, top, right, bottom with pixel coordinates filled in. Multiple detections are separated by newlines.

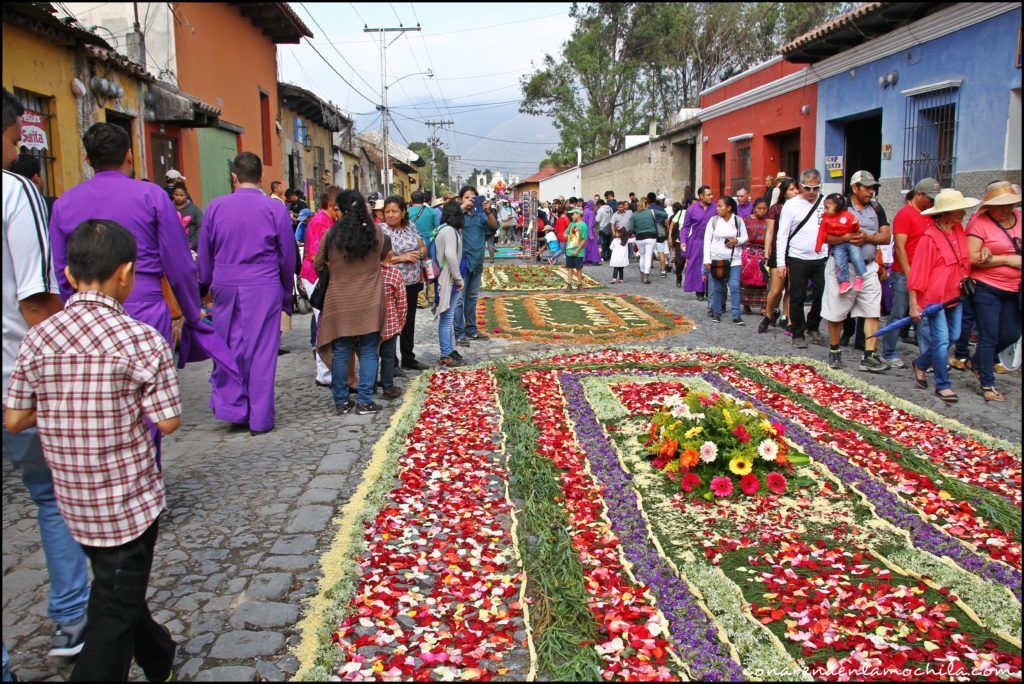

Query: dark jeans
left=380, top=334, right=398, bottom=391
left=400, top=283, right=423, bottom=366
left=954, top=295, right=975, bottom=360
left=71, top=519, right=174, bottom=682
left=612, top=267, right=625, bottom=281
left=786, top=256, right=826, bottom=339
left=972, top=281, right=1022, bottom=387
left=600, top=231, right=613, bottom=262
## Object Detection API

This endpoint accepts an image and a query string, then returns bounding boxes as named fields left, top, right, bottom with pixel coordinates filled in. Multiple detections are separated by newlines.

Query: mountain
left=353, top=100, right=559, bottom=180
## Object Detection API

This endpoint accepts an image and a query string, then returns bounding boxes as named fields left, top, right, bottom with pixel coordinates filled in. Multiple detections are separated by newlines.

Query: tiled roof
left=83, top=44, right=153, bottom=82
left=781, top=3, right=883, bottom=56
left=518, top=165, right=567, bottom=185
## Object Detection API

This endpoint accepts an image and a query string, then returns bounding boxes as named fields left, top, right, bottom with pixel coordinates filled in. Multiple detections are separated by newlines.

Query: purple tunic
left=50, top=170, right=245, bottom=464
left=582, top=201, right=602, bottom=264
left=682, top=201, right=717, bottom=293
left=199, top=188, right=294, bottom=433
left=736, top=201, right=754, bottom=220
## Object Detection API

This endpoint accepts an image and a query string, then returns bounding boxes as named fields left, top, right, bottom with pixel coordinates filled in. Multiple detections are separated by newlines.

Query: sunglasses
left=801, top=184, right=821, bottom=192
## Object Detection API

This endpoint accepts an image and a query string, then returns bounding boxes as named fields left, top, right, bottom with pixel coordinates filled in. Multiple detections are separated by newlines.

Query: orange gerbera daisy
left=659, top=438, right=679, bottom=458
left=679, top=448, right=701, bottom=469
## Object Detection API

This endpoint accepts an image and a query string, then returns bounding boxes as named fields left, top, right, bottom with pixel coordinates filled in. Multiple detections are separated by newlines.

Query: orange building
left=698, top=58, right=818, bottom=200
left=147, top=3, right=311, bottom=205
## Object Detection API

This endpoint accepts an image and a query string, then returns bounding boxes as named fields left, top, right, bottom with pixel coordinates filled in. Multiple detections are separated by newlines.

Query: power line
left=390, top=111, right=557, bottom=145
left=298, top=2, right=380, bottom=99
left=319, top=10, right=568, bottom=46
left=407, top=2, right=459, bottom=158
left=302, top=37, right=379, bottom=106
left=387, top=112, right=411, bottom=147
left=347, top=1, right=368, bottom=26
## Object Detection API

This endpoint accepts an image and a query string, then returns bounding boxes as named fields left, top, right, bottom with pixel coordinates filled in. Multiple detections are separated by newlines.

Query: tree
left=408, top=141, right=450, bottom=196
left=522, top=2, right=850, bottom=163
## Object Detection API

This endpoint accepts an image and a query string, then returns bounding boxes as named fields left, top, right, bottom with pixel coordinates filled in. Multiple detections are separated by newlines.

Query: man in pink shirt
left=882, top=177, right=940, bottom=366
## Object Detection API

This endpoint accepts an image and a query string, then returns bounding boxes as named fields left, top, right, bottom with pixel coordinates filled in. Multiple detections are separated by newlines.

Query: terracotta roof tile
left=780, top=2, right=883, bottom=56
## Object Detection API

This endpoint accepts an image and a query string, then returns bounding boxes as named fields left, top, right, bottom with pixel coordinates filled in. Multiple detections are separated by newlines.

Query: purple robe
left=736, top=201, right=754, bottom=220
left=199, top=188, right=294, bottom=433
left=681, top=201, right=717, bottom=293
left=50, top=170, right=246, bottom=464
left=582, top=200, right=602, bottom=264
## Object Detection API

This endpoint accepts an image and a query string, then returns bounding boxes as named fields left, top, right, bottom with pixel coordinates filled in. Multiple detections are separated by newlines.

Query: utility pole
left=424, top=119, right=453, bottom=198
left=448, top=154, right=461, bottom=194
left=364, top=24, right=421, bottom=195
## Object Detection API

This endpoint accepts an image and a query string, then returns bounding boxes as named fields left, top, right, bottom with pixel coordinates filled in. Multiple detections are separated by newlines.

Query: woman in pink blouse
left=300, top=186, right=343, bottom=386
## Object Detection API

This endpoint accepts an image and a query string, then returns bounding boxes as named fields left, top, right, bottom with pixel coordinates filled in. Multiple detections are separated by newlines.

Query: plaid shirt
left=380, top=263, right=407, bottom=340
left=6, top=291, right=181, bottom=547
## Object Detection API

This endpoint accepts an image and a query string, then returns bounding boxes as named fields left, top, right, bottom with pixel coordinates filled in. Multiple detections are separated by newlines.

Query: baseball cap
left=912, top=177, right=941, bottom=199
left=165, top=169, right=185, bottom=181
left=373, top=199, right=385, bottom=210
left=850, top=170, right=879, bottom=187
left=297, top=208, right=313, bottom=222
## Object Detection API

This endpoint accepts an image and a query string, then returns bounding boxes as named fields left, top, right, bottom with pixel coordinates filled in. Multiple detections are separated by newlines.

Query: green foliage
left=407, top=141, right=449, bottom=195
left=521, top=2, right=850, bottom=163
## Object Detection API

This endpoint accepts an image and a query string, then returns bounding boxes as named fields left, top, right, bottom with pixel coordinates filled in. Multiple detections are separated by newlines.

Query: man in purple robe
left=735, top=187, right=754, bottom=219
left=582, top=199, right=602, bottom=264
left=682, top=185, right=717, bottom=299
left=199, top=152, right=293, bottom=436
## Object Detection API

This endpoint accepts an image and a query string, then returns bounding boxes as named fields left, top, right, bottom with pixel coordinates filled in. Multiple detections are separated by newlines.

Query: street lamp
left=379, top=70, right=433, bottom=193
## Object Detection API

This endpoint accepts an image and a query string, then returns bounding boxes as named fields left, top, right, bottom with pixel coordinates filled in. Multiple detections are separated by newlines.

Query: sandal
left=934, top=389, right=959, bottom=403
left=979, top=385, right=1006, bottom=402
left=911, top=361, right=928, bottom=389
left=962, top=358, right=981, bottom=384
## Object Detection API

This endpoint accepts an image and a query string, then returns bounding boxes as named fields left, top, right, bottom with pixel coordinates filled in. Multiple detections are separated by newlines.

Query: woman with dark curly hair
left=313, top=191, right=385, bottom=415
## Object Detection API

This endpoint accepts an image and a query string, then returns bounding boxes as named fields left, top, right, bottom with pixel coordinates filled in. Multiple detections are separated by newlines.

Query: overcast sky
left=279, top=2, right=572, bottom=119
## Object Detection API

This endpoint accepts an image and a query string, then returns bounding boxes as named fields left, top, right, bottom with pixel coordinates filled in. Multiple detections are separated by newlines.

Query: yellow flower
left=760, top=419, right=777, bottom=436
left=723, top=409, right=735, bottom=426
left=685, top=426, right=703, bottom=439
left=729, top=455, right=753, bottom=476
left=663, top=459, right=682, bottom=473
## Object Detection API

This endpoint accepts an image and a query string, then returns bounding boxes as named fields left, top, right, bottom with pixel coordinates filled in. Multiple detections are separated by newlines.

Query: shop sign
left=824, top=155, right=843, bottom=178
left=20, top=110, right=48, bottom=151
left=881, top=144, right=892, bottom=160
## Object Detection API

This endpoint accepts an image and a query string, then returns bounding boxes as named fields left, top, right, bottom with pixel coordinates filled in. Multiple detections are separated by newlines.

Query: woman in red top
left=908, top=189, right=979, bottom=402
left=300, top=186, right=343, bottom=387
left=964, top=181, right=1022, bottom=401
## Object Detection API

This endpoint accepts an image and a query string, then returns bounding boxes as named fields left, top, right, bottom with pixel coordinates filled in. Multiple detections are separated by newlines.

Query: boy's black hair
left=824, top=193, right=846, bottom=211
left=410, top=190, right=424, bottom=204
left=82, top=122, right=130, bottom=171
left=8, top=154, right=41, bottom=179
left=441, top=200, right=464, bottom=228
left=2, top=87, right=23, bottom=130
left=458, top=185, right=477, bottom=199
left=67, top=219, right=137, bottom=283
left=232, top=152, right=262, bottom=183
left=380, top=234, right=393, bottom=260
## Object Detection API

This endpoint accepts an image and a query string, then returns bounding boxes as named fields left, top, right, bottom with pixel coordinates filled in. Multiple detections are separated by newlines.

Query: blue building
left=783, top=2, right=1021, bottom=211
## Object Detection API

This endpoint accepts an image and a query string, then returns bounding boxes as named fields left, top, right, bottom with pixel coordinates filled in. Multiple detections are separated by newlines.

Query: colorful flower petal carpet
left=293, top=349, right=1022, bottom=682
left=482, top=264, right=604, bottom=292
left=479, top=293, right=691, bottom=344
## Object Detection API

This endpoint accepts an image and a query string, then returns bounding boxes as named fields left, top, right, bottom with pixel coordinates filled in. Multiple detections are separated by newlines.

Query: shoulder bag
left=709, top=217, right=736, bottom=280
left=654, top=209, right=667, bottom=241
left=309, top=227, right=332, bottom=310
left=783, top=195, right=823, bottom=262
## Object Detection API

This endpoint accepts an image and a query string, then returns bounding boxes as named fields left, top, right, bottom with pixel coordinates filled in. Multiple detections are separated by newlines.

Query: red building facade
left=699, top=58, right=818, bottom=200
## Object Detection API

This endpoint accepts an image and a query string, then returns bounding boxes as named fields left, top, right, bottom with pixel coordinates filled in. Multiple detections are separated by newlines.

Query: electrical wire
left=302, top=38, right=379, bottom=106
left=391, top=110, right=557, bottom=145
left=298, top=2, right=380, bottom=98
left=318, top=9, right=568, bottom=46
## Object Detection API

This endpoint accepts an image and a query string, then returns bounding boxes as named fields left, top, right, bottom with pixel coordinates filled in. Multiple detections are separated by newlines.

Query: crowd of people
left=2, top=78, right=1022, bottom=680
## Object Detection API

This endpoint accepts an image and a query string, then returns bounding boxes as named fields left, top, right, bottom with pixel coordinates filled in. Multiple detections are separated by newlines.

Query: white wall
left=539, top=166, right=582, bottom=200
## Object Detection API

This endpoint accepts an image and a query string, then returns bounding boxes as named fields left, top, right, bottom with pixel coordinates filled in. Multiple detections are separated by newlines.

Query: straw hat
left=980, top=181, right=1022, bottom=207
left=921, top=189, right=979, bottom=216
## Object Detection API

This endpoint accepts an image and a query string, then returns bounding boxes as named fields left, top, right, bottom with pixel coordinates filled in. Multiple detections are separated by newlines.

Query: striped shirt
left=380, top=262, right=407, bottom=340
left=6, top=291, right=182, bottom=547
left=3, top=169, right=57, bottom=403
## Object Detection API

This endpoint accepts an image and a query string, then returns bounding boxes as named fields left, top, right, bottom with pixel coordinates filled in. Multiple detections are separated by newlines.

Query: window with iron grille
left=313, top=145, right=326, bottom=198
left=729, top=139, right=751, bottom=196
left=14, top=89, right=56, bottom=197
left=902, top=85, right=960, bottom=189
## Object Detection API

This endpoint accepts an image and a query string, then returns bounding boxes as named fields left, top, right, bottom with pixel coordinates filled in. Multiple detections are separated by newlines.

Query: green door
left=197, top=127, right=238, bottom=203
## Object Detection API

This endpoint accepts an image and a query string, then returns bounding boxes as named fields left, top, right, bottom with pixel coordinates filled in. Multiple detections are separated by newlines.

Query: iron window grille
left=729, top=139, right=751, bottom=196
left=15, top=89, right=57, bottom=197
left=902, top=85, right=960, bottom=190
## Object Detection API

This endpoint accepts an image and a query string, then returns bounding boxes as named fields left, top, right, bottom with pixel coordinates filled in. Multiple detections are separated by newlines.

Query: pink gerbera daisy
left=766, top=472, right=787, bottom=494
left=740, top=473, right=760, bottom=496
left=681, top=472, right=700, bottom=493
left=710, top=476, right=733, bottom=497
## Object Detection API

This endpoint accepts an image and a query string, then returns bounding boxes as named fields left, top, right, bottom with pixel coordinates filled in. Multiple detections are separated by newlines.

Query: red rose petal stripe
left=755, top=362, right=1021, bottom=506
left=333, top=370, right=529, bottom=681
left=523, top=371, right=678, bottom=681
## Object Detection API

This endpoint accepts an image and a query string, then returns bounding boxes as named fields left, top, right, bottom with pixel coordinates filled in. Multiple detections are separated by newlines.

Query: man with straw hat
left=907, top=188, right=979, bottom=403
left=957, top=181, right=1021, bottom=401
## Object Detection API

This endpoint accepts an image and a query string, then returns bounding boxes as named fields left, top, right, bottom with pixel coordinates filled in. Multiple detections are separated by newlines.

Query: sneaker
left=885, top=356, right=906, bottom=369
left=839, top=281, right=853, bottom=294
left=609, top=278, right=617, bottom=284
left=711, top=313, right=721, bottom=323
left=439, top=354, right=464, bottom=368
left=49, top=614, right=87, bottom=657
left=706, top=308, right=715, bottom=318
left=807, top=330, right=826, bottom=347
left=732, top=317, right=745, bottom=326
left=828, top=350, right=842, bottom=369
left=757, top=317, right=771, bottom=334
left=356, top=401, right=383, bottom=415
left=468, top=332, right=490, bottom=341
left=335, top=400, right=355, bottom=415
left=382, top=387, right=403, bottom=399
left=859, top=353, right=889, bottom=373
left=450, top=349, right=463, bottom=361
left=457, top=338, right=470, bottom=348
left=792, top=337, right=808, bottom=349
left=659, top=271, right=667, bottom=278
left=853, top=278, right=864, bottom=292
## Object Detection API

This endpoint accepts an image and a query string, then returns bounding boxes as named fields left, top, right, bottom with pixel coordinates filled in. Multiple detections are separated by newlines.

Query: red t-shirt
left=814, top=210, right=860, bottom=252
left=892, top=203, right=933, bottom=273
left=555, top=215, right=570, bottom=242
left=907, top=224, right=970, bottom=307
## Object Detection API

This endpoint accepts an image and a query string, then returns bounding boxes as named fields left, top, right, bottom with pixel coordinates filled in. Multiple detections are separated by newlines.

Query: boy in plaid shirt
left=379, top=234, right=408, bottom=400
left=5, top=219, right=180, bottom=681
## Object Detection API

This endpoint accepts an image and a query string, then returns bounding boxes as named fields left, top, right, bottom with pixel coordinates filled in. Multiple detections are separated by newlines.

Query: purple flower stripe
left=699, top=372, right=1023, bottom=602
left=560, top=373, right=745, bottom=681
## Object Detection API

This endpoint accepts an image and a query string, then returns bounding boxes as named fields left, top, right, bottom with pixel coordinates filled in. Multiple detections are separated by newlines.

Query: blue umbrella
left=871, top=296, right=962, bottom=338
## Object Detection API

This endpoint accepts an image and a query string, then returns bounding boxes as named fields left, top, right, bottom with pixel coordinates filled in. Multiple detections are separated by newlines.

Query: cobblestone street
left=3, top=258, right=1020, bottom=681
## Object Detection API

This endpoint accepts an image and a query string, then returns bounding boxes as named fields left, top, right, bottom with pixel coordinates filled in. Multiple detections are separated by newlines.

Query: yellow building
left=2, top=3, right=153, bottom=194
left=279, top=82, right=351, bottom=207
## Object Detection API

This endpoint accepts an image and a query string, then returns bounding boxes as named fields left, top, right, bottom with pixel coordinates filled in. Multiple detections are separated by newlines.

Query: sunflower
left=728, top=455, right=753, bottom=476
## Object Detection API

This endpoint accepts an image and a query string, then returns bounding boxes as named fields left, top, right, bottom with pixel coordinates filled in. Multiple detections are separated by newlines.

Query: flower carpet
left=294, top=349, right=1022, bottom=682
left=482, top=264, right=604, bottom=292
left=479, top=293, right=691, bottom=344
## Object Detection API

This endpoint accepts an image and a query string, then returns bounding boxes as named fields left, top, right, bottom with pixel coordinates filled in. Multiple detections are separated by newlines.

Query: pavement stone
left=229, top=601, right=300, bottom=629
left=2, top=258, right=1019, bottom=681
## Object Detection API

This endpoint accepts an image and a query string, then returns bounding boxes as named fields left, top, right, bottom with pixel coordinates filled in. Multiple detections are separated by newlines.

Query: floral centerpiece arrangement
left=644, top=392, right=805, bottom=498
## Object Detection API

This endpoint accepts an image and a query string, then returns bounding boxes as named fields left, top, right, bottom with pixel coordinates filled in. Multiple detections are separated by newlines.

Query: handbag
left=741, top=250, right=766, bottom=287
left=309, top=267, right=329, bottom=310
left=654, top=209, right=667, bottom=241
left=709, top=217, right=736, bottom=280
